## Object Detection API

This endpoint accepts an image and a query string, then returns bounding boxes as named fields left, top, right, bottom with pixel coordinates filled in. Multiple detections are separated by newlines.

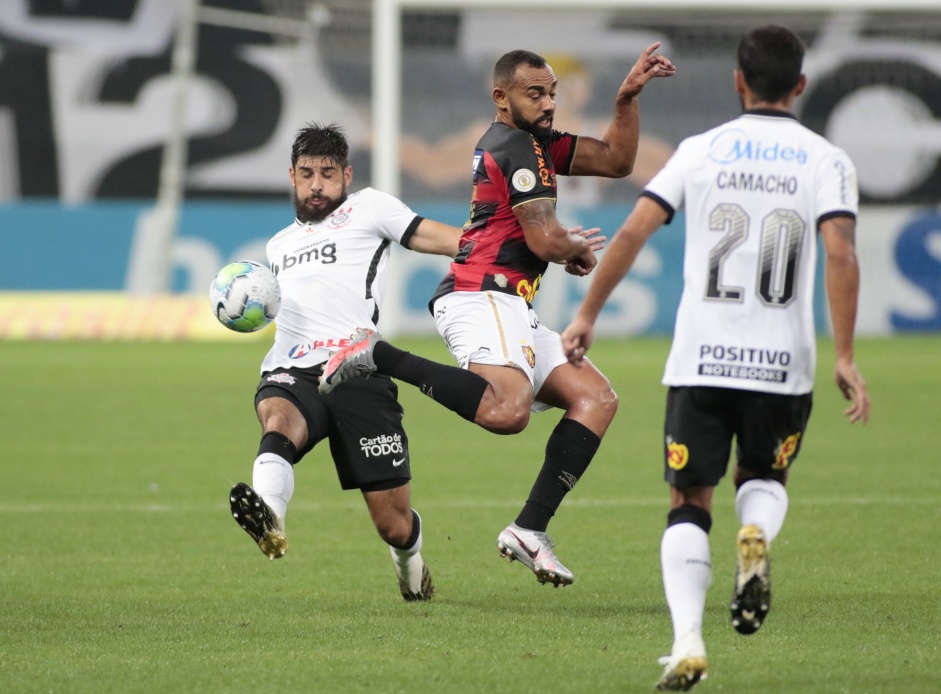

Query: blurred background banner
left=1, top=0, right=939, bottom=337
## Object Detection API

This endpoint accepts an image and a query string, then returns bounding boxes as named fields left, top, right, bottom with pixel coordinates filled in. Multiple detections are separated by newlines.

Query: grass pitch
left=1, top=335, right=939, bottom=693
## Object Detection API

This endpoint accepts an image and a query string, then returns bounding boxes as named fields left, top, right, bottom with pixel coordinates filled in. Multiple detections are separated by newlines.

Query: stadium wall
left=2, top=201, right=937, bottom=339
left=2, top=3, right=939, bottom=340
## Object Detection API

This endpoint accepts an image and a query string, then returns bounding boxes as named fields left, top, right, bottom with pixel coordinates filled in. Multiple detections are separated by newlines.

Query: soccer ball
left=209, top=260, right=281, bottom=333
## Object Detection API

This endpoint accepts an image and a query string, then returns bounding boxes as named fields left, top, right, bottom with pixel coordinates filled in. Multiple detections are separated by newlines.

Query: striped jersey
left=644, top=110, right=858, bottom=394
left=430, top=121, right=577, bottom=307
left=260, top=187, right=421, bottom=373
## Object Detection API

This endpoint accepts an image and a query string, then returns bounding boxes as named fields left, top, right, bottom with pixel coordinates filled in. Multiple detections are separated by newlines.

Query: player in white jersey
left=561, top=26, right=870, bottom=690
left=228, top=123, right=464, bottom=602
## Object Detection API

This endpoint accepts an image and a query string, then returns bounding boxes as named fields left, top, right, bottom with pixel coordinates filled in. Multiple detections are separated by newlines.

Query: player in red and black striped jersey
left=323, top=45, right=675, bottom=587
left=429, top=124, right=577, bottom=303
left=430, top=46, right=674, bottom=585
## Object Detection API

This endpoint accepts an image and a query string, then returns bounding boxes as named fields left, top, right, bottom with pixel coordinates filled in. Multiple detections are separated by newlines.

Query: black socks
left=373, top=341, right=489, bottom=422
left=515, top=418, right=601, bottom=532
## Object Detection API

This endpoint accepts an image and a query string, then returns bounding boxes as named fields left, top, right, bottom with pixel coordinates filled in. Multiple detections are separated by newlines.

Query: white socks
left=390, top=510, right=423, bottom=562
left=661, top=522, right=712, bottom=642
left=252, top=453, right=294, bottom=521
left=659, top=480, right=787, bottom=651
left=390, top=511, right=425, bottom=594
left=735, top=479, right=789, bottom=544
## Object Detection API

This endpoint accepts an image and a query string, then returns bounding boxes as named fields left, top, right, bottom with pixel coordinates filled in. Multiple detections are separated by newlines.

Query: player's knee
left=475, top=391, right=532, bottom=434
left=375, top=515, right=412, bottom=547
left=478, top=404, right=530, bottom=434
left=593, top=384, right=619, bottom=423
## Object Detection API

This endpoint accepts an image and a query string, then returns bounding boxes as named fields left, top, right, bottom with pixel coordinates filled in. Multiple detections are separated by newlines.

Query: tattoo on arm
left=515, top=198, right=557, bottom=231
left=515, top=198, right=587, bottom=261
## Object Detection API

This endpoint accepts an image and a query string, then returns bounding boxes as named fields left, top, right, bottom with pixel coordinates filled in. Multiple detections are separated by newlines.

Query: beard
left=510, top=107, right=554, bottom=145
left=294, top=188, right=347, bottom=224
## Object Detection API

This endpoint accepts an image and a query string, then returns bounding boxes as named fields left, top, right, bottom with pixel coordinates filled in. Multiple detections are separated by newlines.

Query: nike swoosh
left=510, top=531, right=540, bottom=560
left=392, top=458, right=406, bottom=467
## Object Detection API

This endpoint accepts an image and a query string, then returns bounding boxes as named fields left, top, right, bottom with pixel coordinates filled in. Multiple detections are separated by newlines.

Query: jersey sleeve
left=642, top=141, right=690, bottom=223
left=498, top=129, right=558, bottom=206
left=814, top=147, right=858, bottom=225
left=363, top=188, right=422, bottom=244
left=547, top=131, right=577, bottom=176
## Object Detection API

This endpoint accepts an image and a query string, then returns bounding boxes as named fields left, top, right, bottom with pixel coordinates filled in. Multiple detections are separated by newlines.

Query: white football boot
left=656, top=629, right=708, bottom=691
left=496, top=523, right=574, bottom=587
left=390, top=547, right=434, bottom=601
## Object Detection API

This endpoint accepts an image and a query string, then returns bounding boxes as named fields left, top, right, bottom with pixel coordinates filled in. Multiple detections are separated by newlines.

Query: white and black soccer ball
left=209, top=260, right=281, bottom=333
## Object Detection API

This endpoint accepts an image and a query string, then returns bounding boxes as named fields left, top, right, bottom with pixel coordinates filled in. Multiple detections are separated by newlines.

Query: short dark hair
left=493, top=50, right=548, bottom=87
left=737, top=25, right=805, bottom=103
left=291, top=122, right=349, bottom=169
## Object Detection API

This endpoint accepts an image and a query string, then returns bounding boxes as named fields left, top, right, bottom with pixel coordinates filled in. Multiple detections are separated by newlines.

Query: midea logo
left=709, top=128, right=808, bottom=165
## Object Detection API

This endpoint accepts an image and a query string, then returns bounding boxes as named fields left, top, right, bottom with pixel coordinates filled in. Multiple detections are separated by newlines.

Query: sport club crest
left=521, top=343, right=536, bottom=369
left=327, top=207, right=352, bottom=229
left=773, top=432, right=802, bottom=469
left=666, top=439, right=689, bottom=470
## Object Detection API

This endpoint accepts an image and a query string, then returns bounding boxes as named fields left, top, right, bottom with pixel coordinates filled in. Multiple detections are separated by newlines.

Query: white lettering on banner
left=2, top=203, right=937, bottom=337
left=6, top=0, right=366, bottom=201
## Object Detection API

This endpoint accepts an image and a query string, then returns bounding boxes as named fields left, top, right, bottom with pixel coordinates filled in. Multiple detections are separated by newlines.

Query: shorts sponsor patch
left=360, top=433, right=404, bottom=458
left=267, top=372, right=297, bottom=385
left=511, top=168, right=536, bottom=193
left=773, top=432, right=801, bottom=470
left=666, top=438, right=689, bottom=470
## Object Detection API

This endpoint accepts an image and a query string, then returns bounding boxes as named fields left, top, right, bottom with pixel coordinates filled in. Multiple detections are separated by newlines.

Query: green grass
left=1, top=335, right=939, bottom=693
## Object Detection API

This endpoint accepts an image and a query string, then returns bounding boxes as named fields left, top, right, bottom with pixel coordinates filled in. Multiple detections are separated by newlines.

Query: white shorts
left=431, top=291, right=567, bottom=412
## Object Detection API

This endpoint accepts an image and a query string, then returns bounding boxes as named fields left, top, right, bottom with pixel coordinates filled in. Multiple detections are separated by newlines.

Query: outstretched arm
left=405, top=218, right=463, bottom=257
left=569, top=42, right=676, bottom=178
left=561, top=196, right=667, bottom=362
left=820, top=215, right=870, bottom=424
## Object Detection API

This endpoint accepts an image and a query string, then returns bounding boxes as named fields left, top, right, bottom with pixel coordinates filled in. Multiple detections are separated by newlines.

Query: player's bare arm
left=513, top=197, right=593, bottom=264
left=406, top=219, right=463, bottom=257
left=562, top=197, right=667, bottom=363
left=569, top=42, right=676, bottom=178
left=820, top=214, right=870, bottom=424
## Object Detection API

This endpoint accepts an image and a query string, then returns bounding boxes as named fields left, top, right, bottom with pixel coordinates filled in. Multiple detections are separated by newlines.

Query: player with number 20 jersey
left=645, top=110, right=858, bottom=395
left=562, top=27, right=870, bottom=690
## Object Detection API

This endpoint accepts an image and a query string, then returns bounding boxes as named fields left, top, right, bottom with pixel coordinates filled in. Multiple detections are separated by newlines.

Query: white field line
left=0, top=497, right=930, bottom=513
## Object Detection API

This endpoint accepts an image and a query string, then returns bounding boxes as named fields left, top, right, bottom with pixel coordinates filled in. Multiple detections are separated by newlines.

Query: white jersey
left=645, top=111, right=858, bottom=395
left=260, top=187, right=420, bottom=373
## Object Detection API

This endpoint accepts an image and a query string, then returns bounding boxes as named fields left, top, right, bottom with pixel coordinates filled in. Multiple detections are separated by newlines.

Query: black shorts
left=255, top=366, right=410, bottom=491
left=663, top=386, right=813, bottom=488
